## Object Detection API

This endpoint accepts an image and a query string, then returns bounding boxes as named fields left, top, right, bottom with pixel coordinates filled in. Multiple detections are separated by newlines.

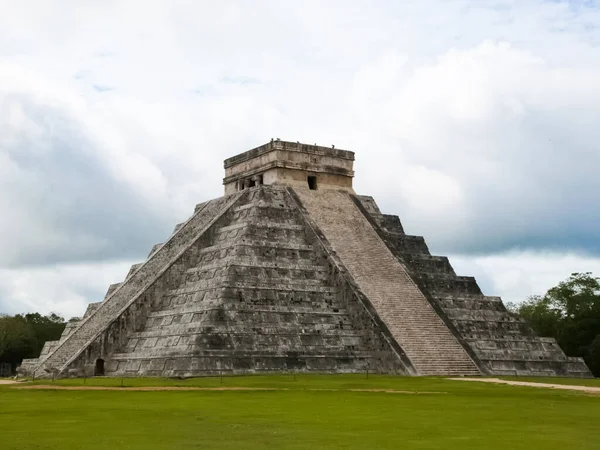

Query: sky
left=1, top=0, right=600, bottom=318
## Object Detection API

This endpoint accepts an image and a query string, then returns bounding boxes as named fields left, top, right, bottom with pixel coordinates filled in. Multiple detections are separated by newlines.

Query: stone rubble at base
left=19, top=140, right=592, bottom=379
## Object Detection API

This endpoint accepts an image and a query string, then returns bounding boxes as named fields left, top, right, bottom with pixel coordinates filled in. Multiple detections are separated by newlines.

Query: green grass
left=1, top=375, right=599, bottom=449
left=26, top=373, right=471, bottom=390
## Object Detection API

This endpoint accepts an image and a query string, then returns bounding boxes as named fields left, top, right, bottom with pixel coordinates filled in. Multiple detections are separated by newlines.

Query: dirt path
left=450, top=377, right=600, bottom=394
left=12, top=385, right=442, bottom=394
left=0, top=380, right=18, bottom=385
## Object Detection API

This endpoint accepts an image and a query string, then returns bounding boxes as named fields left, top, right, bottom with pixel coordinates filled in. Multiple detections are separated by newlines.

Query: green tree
left=513, top=272, right=600, bottom=376
left=19, top=312, right=66, bottom=356
left=0, top=312, right=67, bottom=373
left=0, top=315, right=37, bottom=369
left=512, top=295, right=563, bottom=339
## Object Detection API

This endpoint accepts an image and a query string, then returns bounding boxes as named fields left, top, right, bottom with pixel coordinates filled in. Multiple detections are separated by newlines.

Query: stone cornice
left=224, top=140, right=355, bottom=169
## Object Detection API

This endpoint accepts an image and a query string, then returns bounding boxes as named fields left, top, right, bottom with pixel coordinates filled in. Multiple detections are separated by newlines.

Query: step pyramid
left=20, top=140, right=592, bottom=378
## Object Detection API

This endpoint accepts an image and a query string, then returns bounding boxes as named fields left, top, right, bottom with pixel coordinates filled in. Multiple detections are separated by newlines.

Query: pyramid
left=21, top=140, right=592, bottom=378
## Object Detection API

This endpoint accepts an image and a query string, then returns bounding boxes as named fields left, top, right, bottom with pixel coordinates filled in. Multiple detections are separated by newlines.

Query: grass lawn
left=1, top=375, right=599, bottom=449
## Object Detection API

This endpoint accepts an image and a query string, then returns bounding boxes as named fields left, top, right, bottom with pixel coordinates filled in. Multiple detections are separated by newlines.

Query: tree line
left=0, top=313, right=71, bottom=374
left=507, top=272, right=600, bottom=377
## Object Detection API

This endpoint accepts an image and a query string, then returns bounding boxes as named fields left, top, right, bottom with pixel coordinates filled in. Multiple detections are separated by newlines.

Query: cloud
left=0, top=0, right=600, bottom=315
left=0, top=64, right=178, bottom=267
left=354, top=40, right=600, bottom=256
left=0, top=260, right=134, bottom=317
left=450, top=250, right=600, bottom=305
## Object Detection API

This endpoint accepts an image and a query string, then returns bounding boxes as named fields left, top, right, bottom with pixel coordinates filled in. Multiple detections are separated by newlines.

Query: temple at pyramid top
left=223, top=140, right=355, bottom=194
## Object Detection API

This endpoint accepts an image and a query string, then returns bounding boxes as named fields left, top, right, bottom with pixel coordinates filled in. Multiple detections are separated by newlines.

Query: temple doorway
left=94, top=358, right=105, bottom=376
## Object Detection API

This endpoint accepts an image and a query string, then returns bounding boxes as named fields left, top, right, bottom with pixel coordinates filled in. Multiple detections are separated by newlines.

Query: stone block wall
left=22, top=183, right=591, bottom=379
left=356, top=196, right=592, bottom=377
left=27, top=191, right=243, bottom=378
left=47, top=185, right=406, bottom=378
left=293, top=188, right=481, bottom=376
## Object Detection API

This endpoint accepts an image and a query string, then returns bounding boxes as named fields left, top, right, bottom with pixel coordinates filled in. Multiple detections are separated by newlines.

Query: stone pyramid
left=21, top=141, right=592, bottom=378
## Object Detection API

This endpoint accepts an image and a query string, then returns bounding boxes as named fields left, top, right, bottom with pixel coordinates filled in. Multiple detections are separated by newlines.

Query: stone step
left=466, top=336, right=557, bottom=344
left=30, top=192, right=243, bottom=377
left=216, top=222, right=305, bottom=234
left=104, top=283, right=122, bottom=300
left=176, top=277, right=333, bottom=294
left=444, top=308, right=526, bottom=322
left=455, top=321, right=533, bottom=337
left=295, top=188, right=481, bottom=376
left=105, top=353, right=374, bottom=376
left=197, top=242, right=322, bottom=268
left=183, top=263, right=330, bottom=285
left=167, top=281, right=339, bottom=297
left=436, top=296, right=505, bottom=311
left=416, top=273, right=483, bottom=296
left=110, top=349, right=374, bottom=360
left=59, top=321, right=79, bottom=341
left=213, top=223, right=309, bottom=246
left=128, top=325, right=364, bottom=339
left=147, top=243, right=164, bottom=258
left=83, top=302, right=101, bottom=318
left=200, top=240, right=315, bottom=254
left=187, top=260, right=328, bottom=274
left=126, top=333, right=366, bottom=348
left=142, top=312, right=357, bottom=329
left=172, top=222, right=185, bottom=234
left=391, top=235, right=431, bottom=255
left=155, top=287, right=339, bottom=311
left=126, top=263, right=143, bottom=279
left=401, top=254, right=456, bottom=276
left=147, top=305, right=350, bottom=319
left=229, top=204, right=299, bottom=225
left=199, top=250, right=320, bottom=266
left=474, top=352, right=570, bottom=362
left=381, top=214, right=405, bottom=235
left=231, top=203, right=295, bottom=214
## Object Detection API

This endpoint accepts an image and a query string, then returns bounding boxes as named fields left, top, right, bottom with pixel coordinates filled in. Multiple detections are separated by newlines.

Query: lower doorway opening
left=94, top=358, right=105, bottom=376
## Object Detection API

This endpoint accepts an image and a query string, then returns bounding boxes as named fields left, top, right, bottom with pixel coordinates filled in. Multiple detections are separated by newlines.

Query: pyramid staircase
left=25, top=186, right=409, bottom=378
left=106, top=187, right=380, bottom=376
left=292, top=188, right=481, bottom=376
left=21, top=184, right=591, bottom=379
left=355, top=195, right=592, bottom=377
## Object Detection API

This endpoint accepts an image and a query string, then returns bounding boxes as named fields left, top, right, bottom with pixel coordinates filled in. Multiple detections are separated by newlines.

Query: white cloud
left=355, top=39, right=600, bottom=255
left=450, top=251, right=600, bottom=305
left=0, top=261, right=134, bottom=317
left=1, top=0, right=600, bottom=313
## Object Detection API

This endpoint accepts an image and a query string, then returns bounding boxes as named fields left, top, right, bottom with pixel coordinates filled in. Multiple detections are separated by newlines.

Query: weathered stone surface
left=21, top=140, right=592, bottom=378
left=105, top=187, right=405, bottom=377
left=294, top=188, right=480, bottom=376
left=28, top=191, right=243, bottom=378
left=356, top=197, right=591, bottom=377
left=223, top=140, right=355, bottom=195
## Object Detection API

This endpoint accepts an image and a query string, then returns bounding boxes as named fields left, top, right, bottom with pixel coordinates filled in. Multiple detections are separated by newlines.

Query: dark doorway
left=308, top=176, right=318, bottom=190
left=94, top=358, right=105, bottom=376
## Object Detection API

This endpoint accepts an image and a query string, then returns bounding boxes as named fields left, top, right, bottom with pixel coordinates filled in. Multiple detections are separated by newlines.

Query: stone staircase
left=294, top=188, right=481, bottom=376
left=103, top=186, right=385, bottom=377
left=357, top=196, right=592, bottom=377
left=28, top=193, right=242, bottom=378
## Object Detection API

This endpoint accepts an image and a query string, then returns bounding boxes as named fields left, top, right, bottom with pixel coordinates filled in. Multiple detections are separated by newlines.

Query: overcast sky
left=1, top=0, right=600, bottom=318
